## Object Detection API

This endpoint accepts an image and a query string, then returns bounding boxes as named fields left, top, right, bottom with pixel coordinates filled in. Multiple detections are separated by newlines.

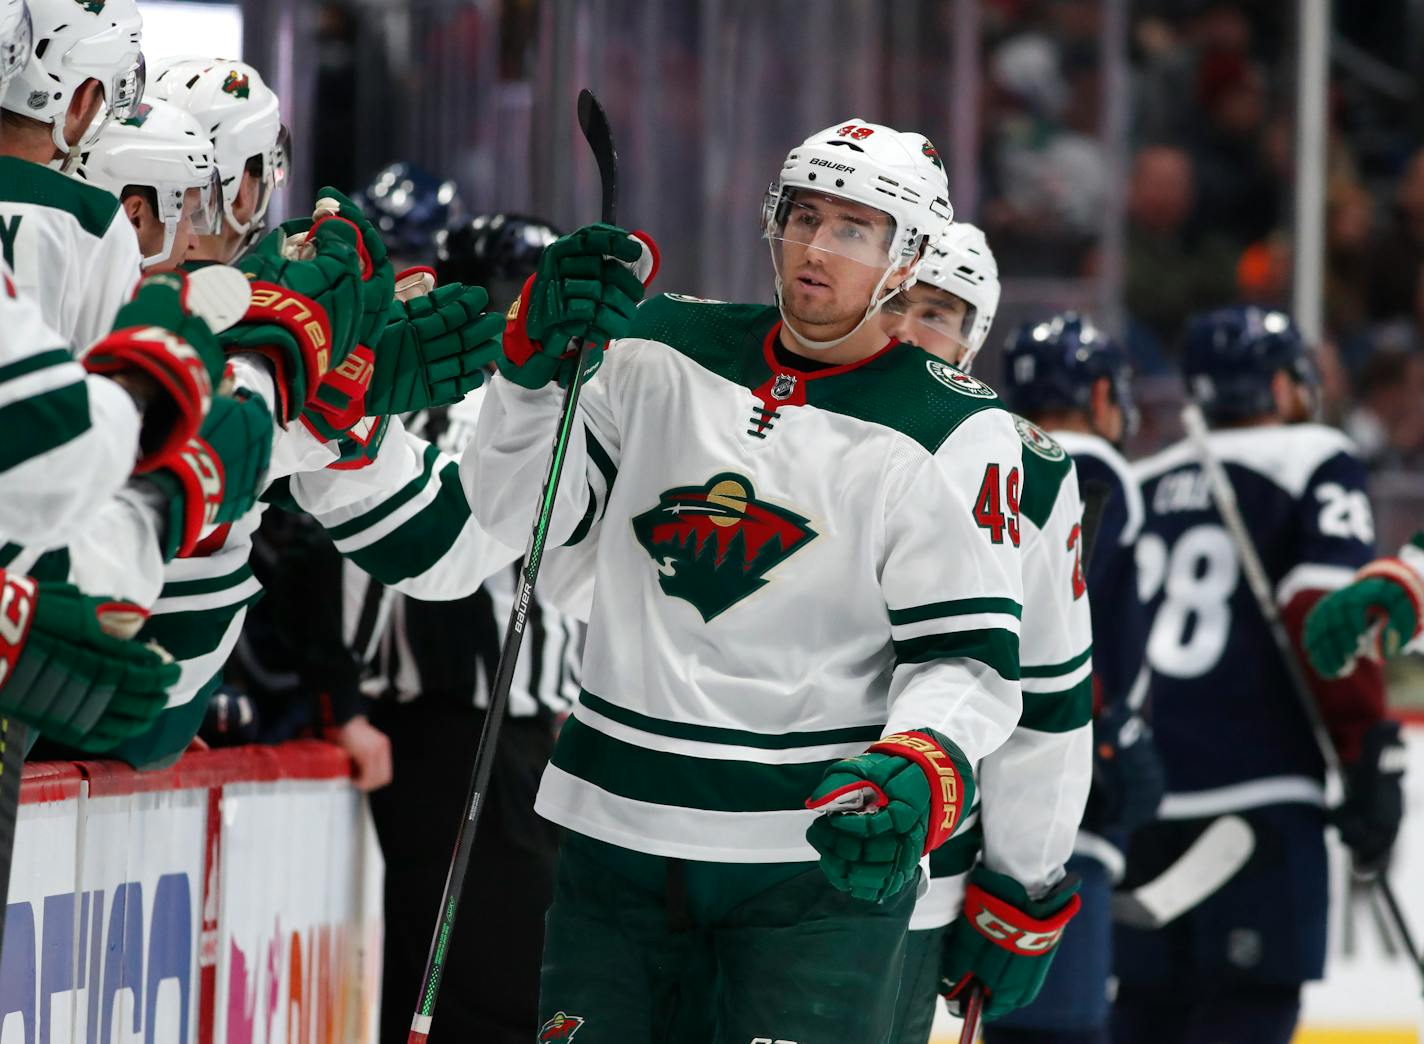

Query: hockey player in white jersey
left=0, top=0, right=173, bottom=753
left=0, top=0, right=145, bottom=347
left=879, top=225, right=1092, bottom=1041
left=149, top=57, right=286, bottom=265
left=466, top=119, right=1028, bottom=1042
left=1120, top=307, right=1394, bottom=1044
left=72, top=97, right=221, bottom=273
left=996, top=314, right=1164, bottom=1043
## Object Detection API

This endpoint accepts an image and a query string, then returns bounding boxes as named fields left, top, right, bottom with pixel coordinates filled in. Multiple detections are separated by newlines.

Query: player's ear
left=63, top=79, right=105, bottom=149
left=121, top=192, right=147, bottom=233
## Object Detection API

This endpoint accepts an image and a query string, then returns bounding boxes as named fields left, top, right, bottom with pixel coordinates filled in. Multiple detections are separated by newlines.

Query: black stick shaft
left=0, top=718, right=25, bottom=960
left=407, top=89, right=615, bottom=1043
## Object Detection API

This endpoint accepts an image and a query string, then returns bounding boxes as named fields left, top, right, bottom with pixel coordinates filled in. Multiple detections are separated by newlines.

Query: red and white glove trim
left=0, top=571, right=37, bottom=690
left=239, top=280, right=336, bottom=423
left=169, top=435, right=226, bottom=558
left=304, top=213, right=375, bottom=280
left=963, top=881, right=1082, bottom=957
left=868, top=730, right=967, bottom=854
left=627, top=230, right=660, bottom=286
left=299, top=343, right=375, bottom=439
left=84, top=326, right=214, bottom=474
left=1356, top=557, right=1424, bottom=647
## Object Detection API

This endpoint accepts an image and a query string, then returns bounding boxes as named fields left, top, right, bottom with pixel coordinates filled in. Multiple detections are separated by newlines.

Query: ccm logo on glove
left=964, top=882, right=1082, bottom=955
left=0, top=573, right=36, bottom=683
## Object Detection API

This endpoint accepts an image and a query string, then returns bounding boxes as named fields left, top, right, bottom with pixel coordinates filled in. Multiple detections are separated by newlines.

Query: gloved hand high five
left=500, top=223, right=658, bottom=389
left=805, top=728, right=974, bottom=903
left=83, top=271, right=226, bottom=473
left=939, top=865, right=1082, bottom=1020
left=0, top=572, right=177, bottom=752
left=230, top=214, right=367, bottom=423
left=1305, top=547, right=1424, bottom=678
left=368, top=281, right=505, bottom=415
left=143, top=392, right=273, bottom=559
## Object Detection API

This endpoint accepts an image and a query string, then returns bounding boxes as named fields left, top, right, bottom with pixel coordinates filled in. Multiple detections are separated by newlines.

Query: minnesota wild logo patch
left=538, top=1011, right=585, bottom=1040
left=632, top=472, right=816, bottom=621
left=926, top=359, right=996, bottom=398
left=1014, top=415, right=1065, bottom=461
left=221, top=70, right=251, bottom=98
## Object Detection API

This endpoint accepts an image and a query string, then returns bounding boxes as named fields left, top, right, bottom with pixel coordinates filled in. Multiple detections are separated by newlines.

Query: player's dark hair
left=120, top=184, right=159, bottom=218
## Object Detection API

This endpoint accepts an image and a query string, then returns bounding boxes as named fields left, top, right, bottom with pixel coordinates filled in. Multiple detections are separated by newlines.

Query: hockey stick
left=1110, top=814, right=1254, bottom=929
left=957, top=983, right=984, bottom=1043
left=1181, top=403, right=1424, bottom=990
left=405, top=88, right=618, bottom=1044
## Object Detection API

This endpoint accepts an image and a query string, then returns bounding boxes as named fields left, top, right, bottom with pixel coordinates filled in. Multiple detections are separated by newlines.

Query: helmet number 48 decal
left=974, top=463, right=1021, bottom=547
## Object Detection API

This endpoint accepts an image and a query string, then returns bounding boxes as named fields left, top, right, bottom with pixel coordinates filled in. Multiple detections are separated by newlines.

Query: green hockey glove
left=368, top=282, right=505, bottom=415
left=229, top=217, right=367, bottom=423
left=499, top=223, right=658, bottom=389
left=939, top=865, right=1082, bottom=1021
left=144, top=393, right=273, bottom=559
left=1305, top=549, right=1424, bottom=677
left=805, top=728, right=974, bottom=903
left=83, top=271, right=225, bottom=473
left=0, top=572, right=177, bottom=752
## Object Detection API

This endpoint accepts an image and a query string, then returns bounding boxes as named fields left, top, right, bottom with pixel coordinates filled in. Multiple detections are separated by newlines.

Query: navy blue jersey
left=1054, top=431, right=1147, bottom=714
left=1134, top=424, right=1375, bottom=815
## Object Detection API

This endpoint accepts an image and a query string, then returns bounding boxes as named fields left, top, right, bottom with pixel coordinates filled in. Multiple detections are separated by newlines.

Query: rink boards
left=0, top=742, right=383, bottom=1044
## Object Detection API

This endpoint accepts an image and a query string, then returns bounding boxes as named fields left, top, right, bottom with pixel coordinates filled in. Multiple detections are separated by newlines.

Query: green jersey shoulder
left=1012, top=414, right=1075, bottom=529
left=623, top=293, right=1008, bottom=454
left=0, top=156, right=122, bottom=240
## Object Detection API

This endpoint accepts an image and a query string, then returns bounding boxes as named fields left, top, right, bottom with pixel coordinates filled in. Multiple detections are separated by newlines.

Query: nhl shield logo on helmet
left=632, top=472, right=817, bottom=622
left=538, top=1011, right=585, bottom=1040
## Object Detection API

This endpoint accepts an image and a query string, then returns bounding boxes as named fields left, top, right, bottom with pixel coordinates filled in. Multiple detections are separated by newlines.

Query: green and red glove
left=1305, top=540, right=1424, bottom=678
left=805, top=728, right=975, bottom=903
left=368, top=280, right=505, bottom=415
left=0, top=572, right=177, bottom=752
left=142, top=392, right=273, bottom=559
left=229, top=215, right=367, bottom=423
left=82, top=271, right=226, bottom=473
left=500, top=223, right=657, bottom=389
left=939, top=865, right=1082, bottom=1020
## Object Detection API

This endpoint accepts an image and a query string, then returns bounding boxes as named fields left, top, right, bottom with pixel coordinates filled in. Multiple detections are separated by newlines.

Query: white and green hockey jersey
left=0, top=163, right=159, bottom=607
left=466, top=294, right=1026, bottom=863
left=0, top=261, right=142, bottom=545
left=0, top=156, right=141, bottom=349
left=911, top=417, right=1094, bottom=929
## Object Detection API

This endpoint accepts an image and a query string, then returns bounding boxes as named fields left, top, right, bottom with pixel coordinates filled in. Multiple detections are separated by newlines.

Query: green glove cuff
left=940, top=866, right=1082, bottom=1020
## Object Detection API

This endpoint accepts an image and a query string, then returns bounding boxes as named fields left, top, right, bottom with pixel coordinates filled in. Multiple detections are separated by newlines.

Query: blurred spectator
left=1189, top=52, right=1281, bottom=248
left=1125, top=145, right=1237, bottom=361
left=1368, top=147, right=1424, bottom=324
left=1345, top=346, right=1424, bottom=466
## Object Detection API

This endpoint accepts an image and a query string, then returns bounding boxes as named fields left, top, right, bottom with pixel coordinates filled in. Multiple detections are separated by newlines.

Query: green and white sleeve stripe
left=537, top=690, right=884, bottom=863
left=1020, top=646, right=1094, bottom=733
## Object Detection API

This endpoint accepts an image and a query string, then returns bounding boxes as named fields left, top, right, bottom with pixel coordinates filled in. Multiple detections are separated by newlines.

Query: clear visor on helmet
left=75, top=52, right=145, bottom=153
left=763, top=186, right=900, bottom=271
left=0, top=3, right=32, bottom=90
left=190, top=168, right=221, bottom=236
left=880, top=284, right=977, bottom=363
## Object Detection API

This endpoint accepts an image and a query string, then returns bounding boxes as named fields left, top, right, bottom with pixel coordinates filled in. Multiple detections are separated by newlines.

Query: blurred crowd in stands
left=976, top=0, right=1424, bottom=466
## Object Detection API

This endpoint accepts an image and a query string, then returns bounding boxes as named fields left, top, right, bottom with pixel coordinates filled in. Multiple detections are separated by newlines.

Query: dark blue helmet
left=351, top=162, right=462, bottom=262
left=1002, top=312, right=1135, bottom=430
left=1182, top=306, right=1315, bottom=421
left=435, top=213, right=561, bottom=306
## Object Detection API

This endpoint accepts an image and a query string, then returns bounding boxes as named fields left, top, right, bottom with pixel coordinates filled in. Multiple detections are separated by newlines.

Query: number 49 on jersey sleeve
left=974, top=463, right=1021, bottom=547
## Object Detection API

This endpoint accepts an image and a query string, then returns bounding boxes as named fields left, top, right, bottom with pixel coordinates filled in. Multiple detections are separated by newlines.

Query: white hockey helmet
left=0, top=0, right=144, bottom=161
left=72, top=97, right=220, bottom=268
left=762, top=118, right=952, bottom=350
left=905, top=222, right=1002, bottom=371
left=0, top=0, right=32, bottom=97
left=149, top=56, right=286, bottom=239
